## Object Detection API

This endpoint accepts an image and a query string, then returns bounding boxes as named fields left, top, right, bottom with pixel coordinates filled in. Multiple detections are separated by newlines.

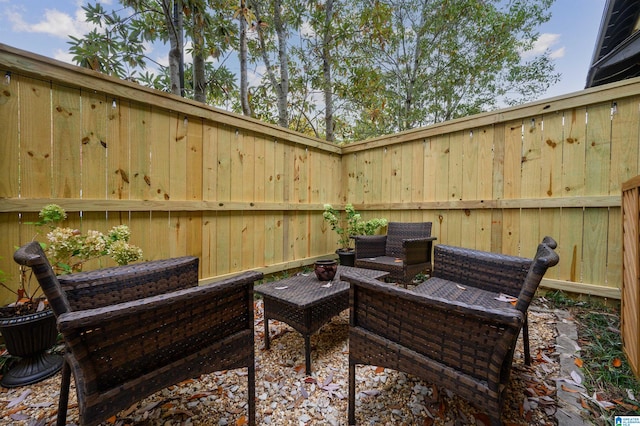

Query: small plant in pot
left=0, top=204, right=143, bottom=387
left=322, top=204, right=387, bottom=266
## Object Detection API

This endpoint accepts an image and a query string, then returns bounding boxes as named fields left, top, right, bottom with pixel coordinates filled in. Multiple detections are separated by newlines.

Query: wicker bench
left=343, top=237, right=558, bottom=426
left=14, top=241, right=263, bottom=426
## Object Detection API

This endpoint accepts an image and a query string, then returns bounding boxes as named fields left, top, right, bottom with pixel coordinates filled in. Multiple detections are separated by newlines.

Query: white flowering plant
left=0, top=204, right=143, bottom=314
left=39, top=204, right=143, bottom=274
left=322, top=204, right=387, bottom=250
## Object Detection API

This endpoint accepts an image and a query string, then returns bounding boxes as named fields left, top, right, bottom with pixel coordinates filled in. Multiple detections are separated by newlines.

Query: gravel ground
left=0, top=298, right=560, bottom=426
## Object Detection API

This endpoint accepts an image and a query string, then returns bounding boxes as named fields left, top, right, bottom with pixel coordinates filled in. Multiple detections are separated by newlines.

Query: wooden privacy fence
left=1, top=43, right=639, bottom=305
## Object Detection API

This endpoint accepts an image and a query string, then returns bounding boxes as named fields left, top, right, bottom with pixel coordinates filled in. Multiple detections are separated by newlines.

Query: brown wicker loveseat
left=343, top=237, right=558, bottom=426
left=14, top=241, right=263, bottom=426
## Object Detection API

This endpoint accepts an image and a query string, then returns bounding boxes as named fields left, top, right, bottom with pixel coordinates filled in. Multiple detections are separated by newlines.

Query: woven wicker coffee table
left=255, top=265, right=388, bottom=375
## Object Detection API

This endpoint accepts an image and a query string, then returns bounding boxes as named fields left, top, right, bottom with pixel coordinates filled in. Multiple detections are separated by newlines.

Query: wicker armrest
left=343, top=271, right=522, bottom=327
left=354, top=235, right=387, bottom=259
left=402, top=237, right=437, bottom=265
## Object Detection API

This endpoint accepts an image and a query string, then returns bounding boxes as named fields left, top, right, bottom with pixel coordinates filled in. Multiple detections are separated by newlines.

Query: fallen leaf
left=561, top=384, right=580, bottom=393
left=299, top=385, right=309, bottom=399
left=570, top=370, right=582, bottom=384
left=235, top=415, right=248, bottom=426
left=612, top=358, right=622, bottom=368
left=6, top=405, right=27, bottom=416
left=574, top=358, right=583, bottom=368
left=375, top=366, right=385, bottom=374
left=322, top=371, right=334, bottom=387
left=495, top=293, right=518, bottom=303
left=7, top=390, right=31, bottom=408
left=189, top=392, right=214, bottom=400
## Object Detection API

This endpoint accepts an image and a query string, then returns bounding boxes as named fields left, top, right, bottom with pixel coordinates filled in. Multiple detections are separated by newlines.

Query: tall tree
left=236, top=0, right=253, bottom=116
left=68, top=1, right=237, bottom=104
left=248, top=0, right=291, bottom=128
left=344, top=0, right=559, bottom=138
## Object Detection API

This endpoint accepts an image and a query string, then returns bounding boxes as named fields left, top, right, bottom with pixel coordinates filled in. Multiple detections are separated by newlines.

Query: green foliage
left=323, top=204, right=387, bottom=249
left=68, top=1, right=238, bottom=106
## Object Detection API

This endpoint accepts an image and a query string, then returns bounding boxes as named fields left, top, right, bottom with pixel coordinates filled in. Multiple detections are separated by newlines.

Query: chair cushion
left=355, top=256, right=403, bottom=274
left=414, top=277, right=518, bottom=312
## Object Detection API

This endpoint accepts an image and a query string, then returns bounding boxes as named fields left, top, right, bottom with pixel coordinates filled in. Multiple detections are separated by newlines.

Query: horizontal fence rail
left=1, top=43, right=639, bottom=304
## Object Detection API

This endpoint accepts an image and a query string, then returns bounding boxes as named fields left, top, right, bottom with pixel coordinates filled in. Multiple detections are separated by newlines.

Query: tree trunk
left=323, top=0, right=334, bottom=142
left=193, top=5, right=206, bottom=103
left=273, top=0, right=289, bottom=128
left=250, top=0, right=289, bottom=128
left=239, top=0, right=252, bottom=116
left=163, top=0, right=184, bottom=97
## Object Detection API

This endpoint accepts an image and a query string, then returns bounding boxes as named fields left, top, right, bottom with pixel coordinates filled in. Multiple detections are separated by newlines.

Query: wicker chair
left=354, top=221, right=436, bottom=286
left=13, top=241, right=262, bottom=426
left=343, top=237, right=558, bottom=426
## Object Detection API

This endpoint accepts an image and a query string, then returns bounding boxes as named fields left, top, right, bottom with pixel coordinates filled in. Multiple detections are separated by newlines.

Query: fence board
left=585, top=103, right=612, bottom=196
left=540, top=111, right=563, bottom=199
left=81, top=91, right=108, bottom=198
left=107, top=99, right=130, bottom=200
left=52, top=84, right=82, bottom=198
left=610, top=97, right=640, bottom=193
left=0, top=69, right=20, bottom=198
left=563, top=108, right=587, bottom=197
left=448, top=131, right=464, bottom=202
left=503, top=121, right=523, bottom=200
left=521, top=116, right=542, bottom=198
left=583, top=207, right=609, bottom=285
left=20, top=77, right=52, bottom=198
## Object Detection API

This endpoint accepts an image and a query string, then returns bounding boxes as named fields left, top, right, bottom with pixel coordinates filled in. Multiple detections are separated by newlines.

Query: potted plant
left=322, top=204, right=387, bottom=266
left=0, top=204, right=143, bottom=387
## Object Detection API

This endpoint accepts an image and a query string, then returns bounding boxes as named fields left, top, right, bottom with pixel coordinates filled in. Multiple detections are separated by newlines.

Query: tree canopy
left=69, top=0, right=559, bottom=142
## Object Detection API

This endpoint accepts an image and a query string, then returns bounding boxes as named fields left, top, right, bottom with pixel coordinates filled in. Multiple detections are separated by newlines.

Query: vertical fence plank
left=521, top=116, right=542, bottom=198
left=586, top=103, right=612, bottom=196
left=81, top=91, right=108, bottom=198
left=52, top=84, right=81, bottom=198
left=540, top=111, right=564, bottom=198
left=610, top=97, right=640, bottom=194
left=0, top=69, right=19, bottom=199
left=20, top=77, right=52, bottom=198
left=563, top=108, right=587, bottom=197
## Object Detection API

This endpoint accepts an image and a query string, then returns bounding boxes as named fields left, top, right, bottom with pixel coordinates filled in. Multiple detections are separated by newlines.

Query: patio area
left=0, top=296, right=568, bottom=426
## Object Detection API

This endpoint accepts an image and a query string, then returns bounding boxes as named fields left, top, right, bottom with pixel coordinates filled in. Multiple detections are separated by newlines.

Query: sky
left=0, top=0, right=608, bottom=103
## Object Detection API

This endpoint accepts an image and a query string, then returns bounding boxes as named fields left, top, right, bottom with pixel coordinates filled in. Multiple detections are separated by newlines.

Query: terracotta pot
left=314, top=259, right=338, bottom=281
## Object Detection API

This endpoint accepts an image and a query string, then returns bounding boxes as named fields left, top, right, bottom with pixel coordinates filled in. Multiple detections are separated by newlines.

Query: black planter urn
left=336, top=249, right=355, bottom=267
left=0, top=309, right=63, bottom=387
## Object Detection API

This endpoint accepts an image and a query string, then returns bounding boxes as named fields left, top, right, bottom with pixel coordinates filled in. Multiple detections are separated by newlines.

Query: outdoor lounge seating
left=354, top=221, right=436, bottom=286
left=342, top=236, right=559, bottom=426
left=13, top=241, right=262, bottom=426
